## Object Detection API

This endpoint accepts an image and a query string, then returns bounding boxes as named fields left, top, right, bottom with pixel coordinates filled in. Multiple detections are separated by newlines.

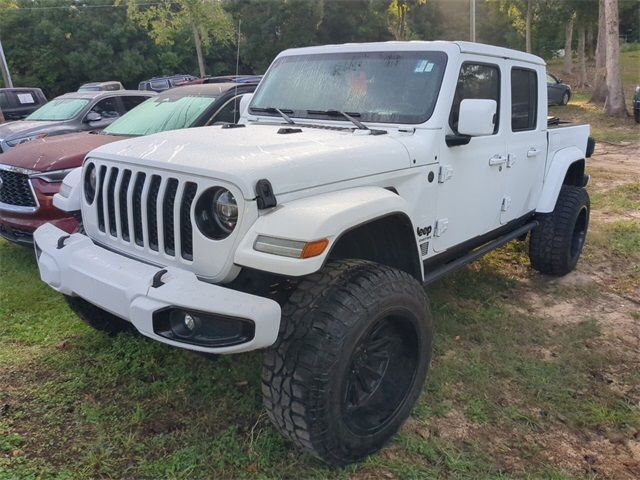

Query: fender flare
left=52, top=167, right=82, bottom=212
left=536, top=146, right=584, bottom=213
left=234, top=186, right=419, bottom=277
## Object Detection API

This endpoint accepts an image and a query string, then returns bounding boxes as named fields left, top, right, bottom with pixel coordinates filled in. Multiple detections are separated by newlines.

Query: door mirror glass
left=457, top=99, right=497, bottom=136
left=85, top=111, right=102, bottom=123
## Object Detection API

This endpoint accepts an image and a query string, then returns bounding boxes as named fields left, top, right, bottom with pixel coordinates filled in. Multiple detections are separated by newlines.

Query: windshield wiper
left=249, top=106, right=295, bottom=125
left=307, top=109, right=368, bottom=130
left=307, top=109, right=387, bottom=135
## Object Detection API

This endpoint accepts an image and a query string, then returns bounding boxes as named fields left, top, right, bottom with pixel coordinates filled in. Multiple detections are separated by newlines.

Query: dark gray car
left=0, top=90, right=155, bottom=153
left=547, top=73, right=572, bottom=106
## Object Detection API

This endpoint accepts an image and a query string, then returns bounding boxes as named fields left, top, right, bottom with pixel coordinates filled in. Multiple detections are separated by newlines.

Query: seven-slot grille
left=93, top=165, right=198, bottom=261
left=0, top=169, right=37, bottom=208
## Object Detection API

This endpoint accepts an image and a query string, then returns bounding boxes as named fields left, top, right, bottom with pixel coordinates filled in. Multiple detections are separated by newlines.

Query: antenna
left=233, top=19, right=241, bottom=124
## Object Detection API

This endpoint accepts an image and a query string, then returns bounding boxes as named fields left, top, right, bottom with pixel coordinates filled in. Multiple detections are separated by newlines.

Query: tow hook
left=56, top=235, right=71, bottom=250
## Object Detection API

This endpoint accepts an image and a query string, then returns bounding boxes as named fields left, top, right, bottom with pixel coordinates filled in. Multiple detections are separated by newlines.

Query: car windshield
left=250, top=51, right=447, bottom=124
left=103, top=94, right=217, bottom=136
left=25, top=98, right=89, bottom=121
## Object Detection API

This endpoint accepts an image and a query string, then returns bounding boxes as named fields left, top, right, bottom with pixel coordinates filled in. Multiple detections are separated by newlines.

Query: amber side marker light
left=254, top=235, right=329, bottom=259
left=301, top=238, right=329, bottom=259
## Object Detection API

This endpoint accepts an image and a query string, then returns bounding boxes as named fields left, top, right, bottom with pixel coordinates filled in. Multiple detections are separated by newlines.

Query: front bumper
left=34, top=223, right=281, bottom=354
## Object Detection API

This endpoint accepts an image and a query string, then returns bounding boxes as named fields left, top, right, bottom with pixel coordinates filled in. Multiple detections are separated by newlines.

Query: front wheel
left=529, top=185, right=590, bottom=276
left=561, top=91, right=570, bottom=106
left=262, top=260, right=433, bottom=466
left=65, top=296, right=135, bottom=335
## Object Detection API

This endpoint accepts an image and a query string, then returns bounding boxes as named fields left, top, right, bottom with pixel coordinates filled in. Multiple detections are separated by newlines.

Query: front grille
left=0, top=169, right=37, bottom=208
left=94, top=165, right=197, bottom=261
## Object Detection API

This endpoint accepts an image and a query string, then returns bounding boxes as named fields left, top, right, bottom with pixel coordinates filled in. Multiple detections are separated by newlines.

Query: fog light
left=153, top=308, right=256, bottom=348
left=184, top=313, right=196, bottom=332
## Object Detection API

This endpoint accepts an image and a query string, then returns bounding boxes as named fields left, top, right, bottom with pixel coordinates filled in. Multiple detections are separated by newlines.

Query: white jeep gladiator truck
left=34, top=41, right=593, bottom=465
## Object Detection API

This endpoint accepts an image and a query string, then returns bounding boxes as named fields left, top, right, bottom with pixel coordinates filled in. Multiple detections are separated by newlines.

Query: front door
left=433, top=59, right=507, bottom=253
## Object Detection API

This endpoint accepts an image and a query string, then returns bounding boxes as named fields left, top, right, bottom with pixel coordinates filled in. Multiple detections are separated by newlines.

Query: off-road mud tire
left=65, top=295, right=135, bottom=335
left=529, top=185, right=590, bottom=276
left=262, top=260, right=433, bottom=466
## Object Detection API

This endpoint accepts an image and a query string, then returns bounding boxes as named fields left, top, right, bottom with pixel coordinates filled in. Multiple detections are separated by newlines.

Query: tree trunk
left=192, top=24, right=206, bottom=78
left=587, top=23, right=595, bottom=60
left=590, top=0, right=607, bottom=104
left=577, top=23, right=587, bottom=88
left=563, top=16, right=574, bottom=75
left=525, top=0, right=532, bottom=53
left=0, top=108, right=4, bottom=124
left=604, top=0, right=627, bottom=116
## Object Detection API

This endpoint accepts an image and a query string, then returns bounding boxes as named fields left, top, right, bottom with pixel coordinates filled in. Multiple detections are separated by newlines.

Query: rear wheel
left=65, top=296, right=135, bottom=335
left=262, top=260, right=432, bottom=466
left=529, top=185, right=590, bottom=276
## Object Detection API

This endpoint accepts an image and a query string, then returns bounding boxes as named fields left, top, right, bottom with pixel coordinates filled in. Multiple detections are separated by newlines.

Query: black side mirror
left=85, top=111, right=102, bottom=123
left=557, top=79, right=563, bottom=84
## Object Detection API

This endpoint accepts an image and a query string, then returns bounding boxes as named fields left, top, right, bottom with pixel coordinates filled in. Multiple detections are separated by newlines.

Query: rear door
left=502, top=64, right=547, bottom=224
left=433, top=58, right=508, bottom=253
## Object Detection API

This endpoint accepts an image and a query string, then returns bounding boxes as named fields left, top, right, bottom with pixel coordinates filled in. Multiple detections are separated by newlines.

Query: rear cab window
left=511, top=68, right=538, bottom=132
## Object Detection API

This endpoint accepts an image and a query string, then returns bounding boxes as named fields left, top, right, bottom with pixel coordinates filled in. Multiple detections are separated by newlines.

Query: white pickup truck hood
left=90, top=123, right=412, bottom=198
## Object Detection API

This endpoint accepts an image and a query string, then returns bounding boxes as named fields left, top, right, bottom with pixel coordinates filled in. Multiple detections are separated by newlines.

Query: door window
left=121, top=96, right=148, bottom=112
left=209, top=97, right=242, bottom=125
left=511, top=68, right=538, bottom=132
left=449, top=63, right=500, bottom=134
left=546, top=73, right=557, bottom=84
left=90, top=97, right=121, bottom=119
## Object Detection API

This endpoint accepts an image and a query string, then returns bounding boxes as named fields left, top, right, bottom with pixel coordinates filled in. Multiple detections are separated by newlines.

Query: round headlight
left=195, top=187, right=238, bottom=239
left=84, top=163, right=97, bottom=204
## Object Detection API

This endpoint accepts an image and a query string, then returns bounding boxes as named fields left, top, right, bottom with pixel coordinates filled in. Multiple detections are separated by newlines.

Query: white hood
left=89, top=123, right=412, bottom=198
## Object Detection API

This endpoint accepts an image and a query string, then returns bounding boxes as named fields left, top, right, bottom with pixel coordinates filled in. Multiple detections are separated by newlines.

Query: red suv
left=0, top=82, right=256, bottom=245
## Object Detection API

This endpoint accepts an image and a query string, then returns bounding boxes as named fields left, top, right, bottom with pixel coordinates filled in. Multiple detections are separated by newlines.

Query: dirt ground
left=475, top=142, right=639, bottom=479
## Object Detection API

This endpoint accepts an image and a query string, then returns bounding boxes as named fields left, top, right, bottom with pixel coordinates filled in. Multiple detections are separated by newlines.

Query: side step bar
left=423, top=221, right=539, bottom=286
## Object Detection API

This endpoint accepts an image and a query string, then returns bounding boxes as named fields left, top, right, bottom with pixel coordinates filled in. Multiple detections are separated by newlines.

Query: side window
left=209, top=97, right=241, bottom=125
left=449, top=63, right=500, bottom=134
left=511, top=68, right=537, bottom=132
left=122, top=96, right=147, bottom=112
left=546, top=73, right=556, bottom=84
left=90, top=97, right=121, bottom=119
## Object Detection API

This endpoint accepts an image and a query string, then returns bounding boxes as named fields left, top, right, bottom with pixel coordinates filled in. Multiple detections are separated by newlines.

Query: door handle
left=527, top=148, right=541, bottom=158
left=489, top=154, right=507, bottom=166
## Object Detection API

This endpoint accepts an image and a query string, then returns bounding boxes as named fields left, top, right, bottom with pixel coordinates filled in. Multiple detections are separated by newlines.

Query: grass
left=548, top=50, right=640, bottom=143
left=591, top=183, right=640, bottom=213
left=1, top=232, right=638, bottom=479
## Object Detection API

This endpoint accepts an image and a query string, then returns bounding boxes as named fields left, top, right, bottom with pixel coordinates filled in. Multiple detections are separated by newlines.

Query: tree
left=387, top=0, right=427, bottom=41
left=591, top=0, right=607, bottom=103
left=525, top=0, right=533, bottom=52
left=562, top=13, right=574, bottom=74
left=603, top=0, right=627, bottom=116
left=119, top=0, right=234, bottom=78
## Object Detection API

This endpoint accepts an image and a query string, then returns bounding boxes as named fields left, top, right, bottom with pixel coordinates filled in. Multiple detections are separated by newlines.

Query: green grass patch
left=1, top=232, right=638, bottom=478
left=591, top=183, right=640, bottom=213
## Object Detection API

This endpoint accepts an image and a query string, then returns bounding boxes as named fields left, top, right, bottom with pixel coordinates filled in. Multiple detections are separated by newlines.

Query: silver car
left=0, top=90, right=155, bottom=153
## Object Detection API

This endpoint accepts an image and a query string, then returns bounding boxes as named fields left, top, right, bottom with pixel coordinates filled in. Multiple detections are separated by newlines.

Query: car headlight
left=195, top=187, right=238, bottom=239
left=29, top=168, right=76, bottom=183
left=83, top=163, right=97, bottom=204
left=6, top=133, right=46, bottom=147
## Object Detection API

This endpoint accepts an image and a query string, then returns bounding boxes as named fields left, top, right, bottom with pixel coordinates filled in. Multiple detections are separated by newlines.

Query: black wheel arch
left=325, top=212, right=423, bottom=281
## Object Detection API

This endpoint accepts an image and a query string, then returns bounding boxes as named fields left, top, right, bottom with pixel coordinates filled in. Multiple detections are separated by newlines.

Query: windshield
left=25, top=98, right=89, bottom=121
left=103, top=95, right=217, bottom=136
left=251, top=51, right=447, bottom=124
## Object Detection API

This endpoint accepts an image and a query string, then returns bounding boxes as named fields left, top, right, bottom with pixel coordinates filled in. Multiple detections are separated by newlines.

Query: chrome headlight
left=195, top=187, right=238, bottom=239
left=83, top=163, right=97, bottom=204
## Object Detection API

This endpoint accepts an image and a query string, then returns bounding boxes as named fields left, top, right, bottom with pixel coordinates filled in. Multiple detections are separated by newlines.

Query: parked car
left=138, top=74, right=197, bottom=92
left=633, top=85, right=640, bottom=123
left=547, top=73, right=571, bottom=105
left=34, top=41, right=594, bottom=466
left=0, top=82, right=256, bottom=245
left=78, top=81, right=124, bottom=92
left=0, top=87, right=47, bottom=121
left=0, top=90, right=154, bottom=153
left=181, top=75, right=263, bottom=86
